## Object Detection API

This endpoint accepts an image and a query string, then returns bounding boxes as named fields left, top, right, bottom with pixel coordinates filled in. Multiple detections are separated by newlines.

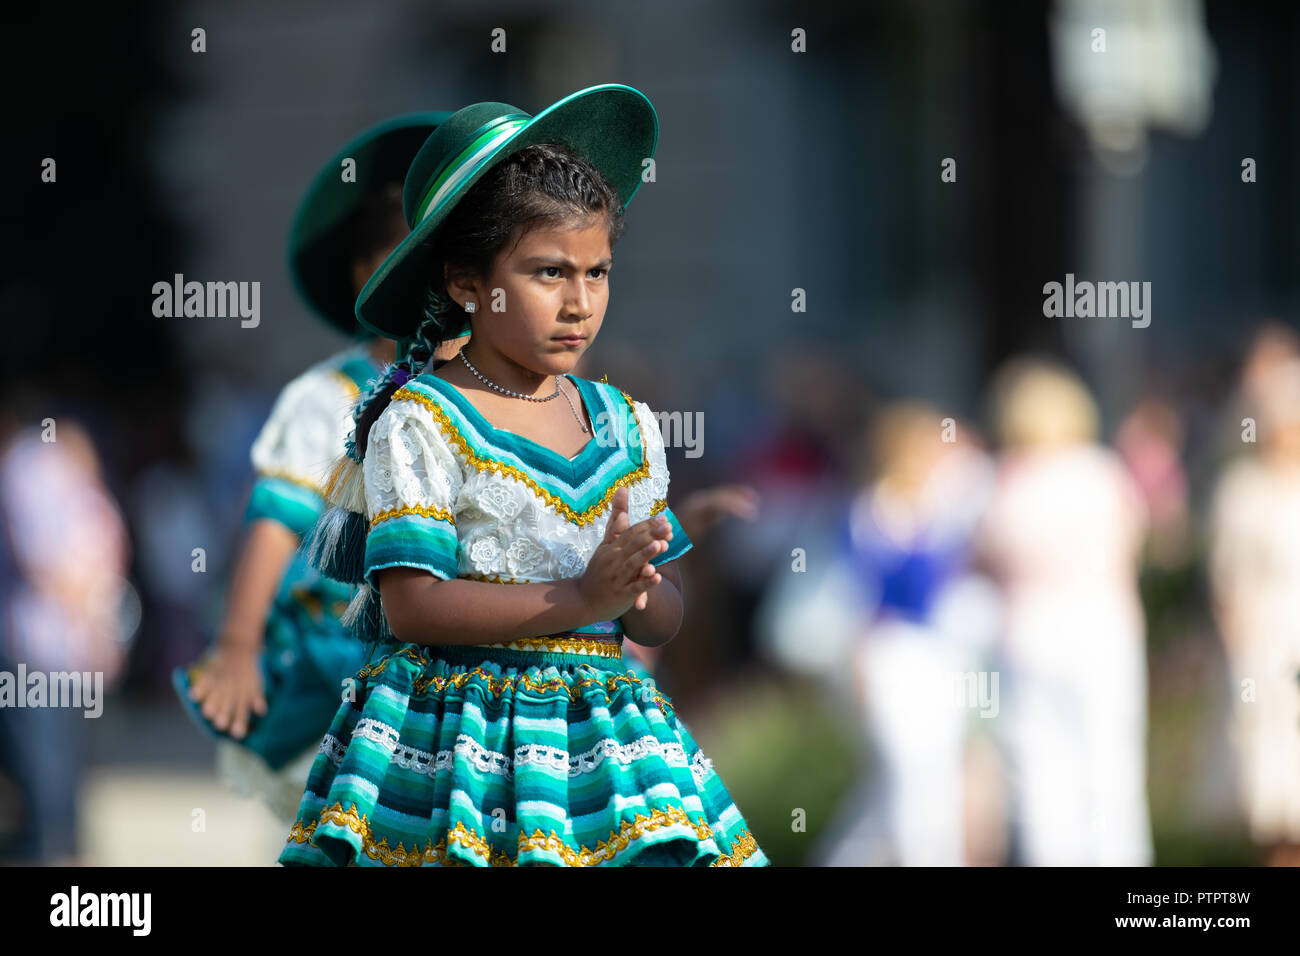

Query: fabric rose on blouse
left=393, top=427, right=422, bottom=467
left=370, top=436, right=396, bottom=496
left=554, top=543, right=586, bottom=579
left=478, top=481, right=525, bottom=523
left=505, top=536, right=547, bottom=576
left=467, top=534, right=505, bottom=574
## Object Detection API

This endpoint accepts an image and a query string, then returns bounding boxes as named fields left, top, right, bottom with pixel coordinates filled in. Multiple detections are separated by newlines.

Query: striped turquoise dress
left=278, top=371, right=767, bottom=866
left=173, top=348, right=383, bottom=771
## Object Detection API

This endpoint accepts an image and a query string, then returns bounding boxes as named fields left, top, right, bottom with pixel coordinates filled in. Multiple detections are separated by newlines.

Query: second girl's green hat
left=355, top=83, right=659, bottom=341
left=287, top=111, right=456, bottom=336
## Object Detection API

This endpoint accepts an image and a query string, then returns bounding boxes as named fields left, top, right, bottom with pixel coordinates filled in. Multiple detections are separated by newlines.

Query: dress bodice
left=361, top=372, right=691, bottom=589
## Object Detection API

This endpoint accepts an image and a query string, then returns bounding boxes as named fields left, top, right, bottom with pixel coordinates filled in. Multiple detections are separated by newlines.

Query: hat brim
left=288, top=112, right=452, bottom=336
left=354, top=84, right=658, bottom=341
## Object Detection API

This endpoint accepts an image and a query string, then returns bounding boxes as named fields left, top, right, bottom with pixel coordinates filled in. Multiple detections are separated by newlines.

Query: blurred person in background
left=1115, top=395, right=1191, bottom=570
left=974, top=357, right=1152, bottom=866
left=172, top=113, right=471, bottom=824
left=1202, top=322, right=1300, bottom=492
left=1209, top=354, right=1300, bottom=866
left=567, top=350, right=764, bottom=683
left=716, top=351, right=864, bottom=663
left=807, top=402, right=1000, bottom=866
left=1238, top=322, right=1300, bottom=413
left=0, top=411, right=132, bottom=864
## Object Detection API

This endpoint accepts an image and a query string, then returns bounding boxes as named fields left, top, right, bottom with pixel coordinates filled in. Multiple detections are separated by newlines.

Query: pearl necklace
left=458, top=351, right=589, bottom=434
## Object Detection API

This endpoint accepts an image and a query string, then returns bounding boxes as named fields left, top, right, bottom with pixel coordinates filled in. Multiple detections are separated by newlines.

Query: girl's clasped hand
left=577, top=485, right=674, bottom=618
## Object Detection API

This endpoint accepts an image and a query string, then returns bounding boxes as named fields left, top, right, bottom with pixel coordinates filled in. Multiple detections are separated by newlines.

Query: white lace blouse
left=247, top=345, right=381, bottom=536
left=361, top=372, right=691, bottom=590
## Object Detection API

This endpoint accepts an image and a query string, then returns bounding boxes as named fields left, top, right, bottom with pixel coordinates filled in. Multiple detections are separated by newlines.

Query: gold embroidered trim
left=354, top=645, right=674, bottom=714
left=287, top=800, right=760, bottom=867
left=710, top=829, right=762, bottom=867
left=650, top=498, right=667, bottom=517
left=471, top=636, right=625, bottom=659
left=390, top=384, right=651, bottom=527
left=256, top=468, right=325, bottom=496
left=370, top=503, right=457, bottom=529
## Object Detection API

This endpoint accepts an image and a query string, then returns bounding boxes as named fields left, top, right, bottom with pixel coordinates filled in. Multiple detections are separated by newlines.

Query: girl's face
left=448, top=215, right=611, bottom=381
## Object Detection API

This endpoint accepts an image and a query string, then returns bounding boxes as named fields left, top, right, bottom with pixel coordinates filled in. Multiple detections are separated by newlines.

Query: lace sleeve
left=246, top=366, right=356, bottom=536
left=362, top=395, right=464, bottom=585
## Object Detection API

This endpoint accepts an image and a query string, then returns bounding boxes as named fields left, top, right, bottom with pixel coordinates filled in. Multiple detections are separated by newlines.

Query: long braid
left=302, top=283, right=468, bottom=644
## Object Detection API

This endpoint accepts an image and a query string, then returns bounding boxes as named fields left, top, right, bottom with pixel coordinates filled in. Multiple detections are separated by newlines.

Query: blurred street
left=77, top=699, right=287, bottom=867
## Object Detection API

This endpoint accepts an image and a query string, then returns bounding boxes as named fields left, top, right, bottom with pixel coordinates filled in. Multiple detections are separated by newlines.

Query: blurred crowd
left=744, top=321, right=1300, bottom=866
left=5, top=320, right=1300, bottom=866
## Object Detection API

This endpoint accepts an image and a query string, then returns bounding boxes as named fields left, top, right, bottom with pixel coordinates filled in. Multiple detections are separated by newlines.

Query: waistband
left=372, top=621, right=629, bottom=672
left=389, top=635, right=624, bottom=674
left=468, top=628, right=624, bottom=660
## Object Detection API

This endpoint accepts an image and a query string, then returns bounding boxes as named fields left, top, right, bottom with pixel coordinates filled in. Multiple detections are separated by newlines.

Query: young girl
left=280, top=84, right=768, bottom=866
left=173, top=113, right=472, bottom=821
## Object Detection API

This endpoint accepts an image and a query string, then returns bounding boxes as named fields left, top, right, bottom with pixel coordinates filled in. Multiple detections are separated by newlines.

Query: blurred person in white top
left=974, top=357, right=1153, bottom=866
left=1210, top=356, right=1300, bottom=866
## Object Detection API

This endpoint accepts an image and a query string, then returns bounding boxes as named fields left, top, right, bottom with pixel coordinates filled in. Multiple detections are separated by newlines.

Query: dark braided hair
left=352, top=141, right=625, bottom=459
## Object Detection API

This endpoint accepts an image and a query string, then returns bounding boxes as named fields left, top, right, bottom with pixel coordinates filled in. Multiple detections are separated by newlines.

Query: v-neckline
left=419, top=371, right=610, bottom=471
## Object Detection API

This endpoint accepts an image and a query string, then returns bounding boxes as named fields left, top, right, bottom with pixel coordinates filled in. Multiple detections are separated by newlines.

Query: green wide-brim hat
left=287, top=111, right=454, bottom=336
left=355, top=83, right=659, bottom=341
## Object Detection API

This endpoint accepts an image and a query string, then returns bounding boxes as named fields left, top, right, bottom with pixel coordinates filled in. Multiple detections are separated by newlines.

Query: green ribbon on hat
left=415, top=114, right=531, bottom=224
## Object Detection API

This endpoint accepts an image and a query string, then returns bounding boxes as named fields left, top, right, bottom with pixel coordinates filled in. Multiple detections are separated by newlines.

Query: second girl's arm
left=217, top=518, right=300, bottom=651
left=189, top=517, right=299, bottom=735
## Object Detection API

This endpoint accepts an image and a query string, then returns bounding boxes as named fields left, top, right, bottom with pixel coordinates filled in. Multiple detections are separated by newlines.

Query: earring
left=464, top=301, right=476, bottom=313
